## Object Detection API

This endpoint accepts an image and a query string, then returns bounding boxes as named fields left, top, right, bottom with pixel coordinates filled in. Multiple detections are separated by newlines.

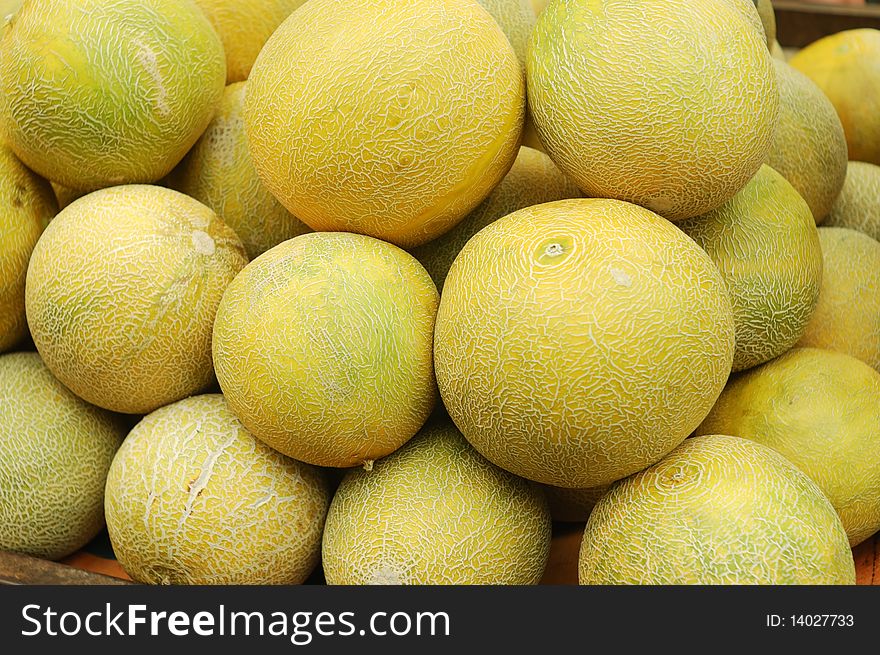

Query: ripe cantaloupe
left=825, top=161, right=880, bottom=241
left=169, top=82, right=310, bottom=260
left=409, top=146, right=581, bottom=292
left=527, top=0, right=778, bottom=221
left=0, top=0, right=225, bottom=191
left=26, top=185, right=248, bottom=414
left=245, top=0, right=524, bottom=248
left=213, top=232, right=438, bottom=469
left=105, top=394, right=330, bottom=585
left=697, top=348, right=880, bottom=546
left=0, top=352, right=124, bottom=560
left=0, top=146, right=56, bottom=352
left=543, top=484, right=610, bottom=523
left=321, top=420, right=551, bottom=585
left=790, top=29, right=880, bottom=166
left=579, top=435, right=855, bottom=584
left=434, top=198, right=735, bottom=488
left=796, top=227, right=880, bottom=372
left=678, top=165, right=822, bottom=372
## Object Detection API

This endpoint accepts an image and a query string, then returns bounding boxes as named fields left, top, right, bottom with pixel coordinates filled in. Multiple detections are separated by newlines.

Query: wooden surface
left=775, top=1, right=880, bottom=47
left=0, top=550, right=131, bottom=585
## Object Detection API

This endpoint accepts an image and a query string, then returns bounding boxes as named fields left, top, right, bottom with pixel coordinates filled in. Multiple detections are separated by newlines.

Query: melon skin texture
left=579, top=435, right=855, bottom=584
left=825, top=161, right=880, bottom=241
left=49, top=181, right=85, bottom=211
left=767, top=59, right=848, bottom=224
left=245, top=0, right=524, bottom=249
left=0, top=146, right=56, bottom=352
left=477, top=0, right=536, bottom=68
left=321, top=420, right=551, bottom=585
left=796, top=227, right=880, bottom=372
left=105, top=394, right=330, bottom=585
left=213, top=232, right=439, bottom=469
left=527, top=0, right=778, bottom=221
left=542, top=484, right=610, bottom=523
left=409, top=146, right=581, bottom=292
left=678, top=165, right=822, bottom=372
left=0, top=352, right=125, bottom=560
left=26, top=185, right=248, bottom=414
left=0, top=0, right=226, bottom=191
left=790, top=29, right=880, bottom=166
left=434, top=198, right=735, bottom=488
left=169, top=82, right=311, bottom=260
left=756, top=0, right=776, bottom=45
left=697, top=348, right=880, bottom=546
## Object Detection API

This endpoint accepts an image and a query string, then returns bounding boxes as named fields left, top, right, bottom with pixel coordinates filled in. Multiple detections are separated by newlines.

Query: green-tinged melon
left=50, top=181, right=85, bottom=211
left=825, top=161, right=880, bottom=241
left=543, top=484, right=610, bottom=523
left=756, top=0, right=776, bottom=45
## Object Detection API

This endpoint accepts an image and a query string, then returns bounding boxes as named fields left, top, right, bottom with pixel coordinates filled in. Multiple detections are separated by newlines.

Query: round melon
left=698, top=348, right=880, bottom=546
left=213, top=232, right=438, bottom=469
left=434, top=198, right=735, bottom=488
left=105, top=394, right=330, bottom=585
left=409, top=146, right=581, bottom=292
left=543, top=483, right=610, bottom=523
left=579, top=434, right=855, bottom=584
left=245, top=0, right=524, bottom=248
left=477, top=0, right=536, bottom=67
left=527, top=0, right=778, bottom=221
left=770, top=39, right=786, bottom=61
left=169, top=82, right=310, bottom=260
left=796, top=227, right=880, bottom=372
left=825, top=161, right=880, bottom=241
left=0, top=352, right=125, bottom=560
left=0, top=146, right=56, bottom=352
left=0, top=0, right=21, bottom=19
left=790, top=29, right=880, bottom=166
left=26, top=185, right=248, bottom=414
left=0, top=0, right=225, bottom=191
left=677, top=164, right=822, bottom=372
left=767, top=59, right=848, bottom=224
left=49, top=181, right=85, bottom=211
left=756, top=0, right=776, bottom=45
left=529, top=0, right=548, bottom=15
left=321, top=420, right=551, bottom=585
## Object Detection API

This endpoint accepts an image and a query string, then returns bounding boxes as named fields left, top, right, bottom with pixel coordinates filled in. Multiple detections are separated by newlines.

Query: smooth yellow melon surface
left=527, top=0, right=778, bottom=221
left=825, top=161, right=880, bottom=241
left=105, top=394, right=330, bottom=585
left=678, top=165, right=822, bottom=372
left=697, top=348, right=880, bottom=546
left=26, top=185, right=248, bottom=414
left=477, top=0, right=536, bottom=67
left=213, top=232, right=439, bottom=469
left=796, top=227, right=880, bottom=371
left=169, top=82, right=311, bottom=259
left=0, top=352, right=124, bottom=560
left=245, top=0, right=524, bottom=248
left=410, top=146, right=581, bottom=292
left=0, top=146, right=56, bottom=352
left=322, top=420, right=551, bottom=585
left=434, top=198, right=735, bottom=488
left=767, top=59, right=848, bottom=224
left=0, top=0, right=226, bottom=191
left=542, top=483, right=610, bottom=523
left=579, top=435, right=855, bottom=584
left=790, top=29, right=880, bottom=166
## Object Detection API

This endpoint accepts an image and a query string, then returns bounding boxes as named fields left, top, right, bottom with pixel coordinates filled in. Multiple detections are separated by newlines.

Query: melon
left=796, top=227, right=880, bottom=372
left=527, top=0, right=778, bottom=220
left=434, top=198, right=735, bottom=488
left=697, top=348, right=880, bottom=546
left=321, top=420, right=551, bottom=585
left=543, top=484, right=610, bottom=523
left=579, top=435, right=855, bottom=584
left=766, top=59, right=848, bottom=224
left=26, top=185, right=248, bottom=414
left=756, top=0, right=776, bottom=45
left=0, top=146, right=56, bottom=352
left=477, top=0, right=536, bottom=68
left=677, top=165, right=822, bottom=372
left=529, top=0, right=548, bottom=15
left=49, top=182, right=85, bottom=211
left=213, top=232, right=438, bottom=469
left=825, top=161, right=880, bottom=241
left=770, top=39, right=786, bottom=61
left=0, top=352, right=125, bottom=560
left=409, top=146, right=581, bottom=291
left=244, top=0, right=524, bottom=248
left=0, top=0, right=225, bottom=191
left=168, top=82, right=311, bottom=259
left=790, top=29, right=880, bottom=166
left=0, top=0, right=20, bottom=19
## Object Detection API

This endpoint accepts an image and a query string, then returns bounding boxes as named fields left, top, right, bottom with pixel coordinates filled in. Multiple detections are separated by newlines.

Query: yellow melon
left=26, top=185, right=248, bottom=414
left=579, top=434, right=855, bottom=584
left=0, top=0, right=225, bottom=191
left=756, top=0, right=776, bottom=45
left=321, top=420, right=551, bottom=585
left=527, top=0, right=777, bottom=220
left=245, top=0, right=523, bottom=248
left=697, top=348, right=880, bottom=546
left=529, top=0, right=549, bottom=15
left=49, top=182, right=85, bottom=211
left=770, top=39, right=786, bottom=61
left=543, top=483, right=610, bottom=523
left=825, top=161, right=880, bottom=241
left=477, top=0, right=536, bottom=67
left=434, top=198, right=735, bottom=488
left=213, top=232, right=438, bottom=469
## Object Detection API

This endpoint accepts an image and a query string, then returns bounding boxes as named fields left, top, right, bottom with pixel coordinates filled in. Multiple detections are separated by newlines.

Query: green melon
left=825, top=161, right=880, bottom=241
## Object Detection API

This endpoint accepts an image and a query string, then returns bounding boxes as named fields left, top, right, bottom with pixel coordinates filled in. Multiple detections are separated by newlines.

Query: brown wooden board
left=0, top=550, right=131, bottom=586
left=775, top=1, right=880, bottom=47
